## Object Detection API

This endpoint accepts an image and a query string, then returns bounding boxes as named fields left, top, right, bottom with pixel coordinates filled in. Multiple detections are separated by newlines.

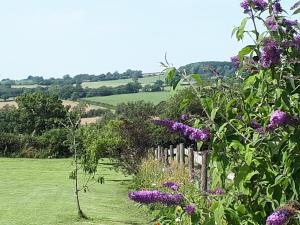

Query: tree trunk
left=73, top=132, right=87, bottom=219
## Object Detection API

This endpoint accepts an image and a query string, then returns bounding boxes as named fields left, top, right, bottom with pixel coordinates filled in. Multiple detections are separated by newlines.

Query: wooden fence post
left=150, top=147, right=154, bottom=158
left=164, top=148, right=168, bottom=165
left=170, top=145, right=174, bottom=161
left=188, top=147, right=194, bottom=180
left=155, top=147, right=158, bottom=160
left=158, top=145, right=162, bottom=161
left=179, top=143, right=185, bottom=167
left=176, top=145, right=180, bottom=164
left=200, top=150, right=208, bottom=192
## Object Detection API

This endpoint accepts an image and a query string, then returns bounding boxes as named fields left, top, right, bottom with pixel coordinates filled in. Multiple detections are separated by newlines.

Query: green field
left=82, top=91, right=172, bottom=106
left=0, top=158, right=151, bottom=225
left=82, top=75, right=164, bottom=88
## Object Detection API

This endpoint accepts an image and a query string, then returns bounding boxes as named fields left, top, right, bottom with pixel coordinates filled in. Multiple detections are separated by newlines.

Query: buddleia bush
left=153, top=1, right=300, bottom=224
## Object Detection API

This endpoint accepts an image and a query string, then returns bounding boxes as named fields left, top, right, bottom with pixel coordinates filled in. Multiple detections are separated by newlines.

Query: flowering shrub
left=155, top=0, right=300, bottom=224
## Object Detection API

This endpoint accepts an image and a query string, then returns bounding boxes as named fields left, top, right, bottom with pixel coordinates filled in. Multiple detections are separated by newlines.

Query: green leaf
left=180, top=98, right=190, bottom=111
left=229, top=140, right=244, bottom=151
left=211, top=107, right=219, bottom=121
left=202, top=218, right=215, bottom=225
left=293, top=8, right=300, bottom=15
left=191, top=74, right=203, bottom=85
left=234, top=165, right=250, bottom=187
left=214, top=202, right=225, bottom=225
left=165, top=67, right=176, bottom=82
left=232, top=27, right=238, bottom=37
left=238, top=45, right=253, bottom=60
left=225, top=209, right=240, bottom=225
left=237, top=17, right=249, bottom=41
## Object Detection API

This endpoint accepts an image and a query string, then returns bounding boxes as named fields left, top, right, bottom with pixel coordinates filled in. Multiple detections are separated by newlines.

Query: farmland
left=82, top=91, right=171, bottom=106
left=81, top=75, right=163, bottom=88
left=0, top=100, right=101, bottom=111
left=0, top=158, right=151, bottom=225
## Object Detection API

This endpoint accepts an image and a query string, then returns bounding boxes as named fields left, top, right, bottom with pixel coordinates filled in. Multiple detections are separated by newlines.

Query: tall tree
left=16, top=92, right=67, bottom=134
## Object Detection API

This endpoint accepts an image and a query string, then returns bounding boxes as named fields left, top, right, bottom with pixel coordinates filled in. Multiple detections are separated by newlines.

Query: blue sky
left=0, top=0, right=296, bottom=79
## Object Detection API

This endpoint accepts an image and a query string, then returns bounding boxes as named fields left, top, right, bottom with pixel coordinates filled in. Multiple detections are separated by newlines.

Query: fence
left=152, top=143, right=209, bottom=192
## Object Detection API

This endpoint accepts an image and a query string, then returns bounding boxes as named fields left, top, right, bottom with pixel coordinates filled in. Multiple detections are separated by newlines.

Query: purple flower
left=183, top=126, right=196, bottom=136
left=256, top=127, right=266, bottom=134
left=250, top=120, right=261, bottom=129
left=272, top=2, right=282, bottom=15
left=128, top=190, right=184, bottom=205
left=128, top=190, right=162, bottom=204
left=294, top=34, right=300, bottom=42
left=250, top=120, right=265, bottom=133
left=240, top=0, right=250, bottom=11
left=185, top=204, right=196, bottom=215
left=153, top=119, right=210, bottom=142
left=282, top=19, right=298, bottom=28
left=253, top=0, right=268, bottom=11
left=163, top=182, right=180, bottom=191
left=209, top=188, right=225, bottom=195
left=189, top=128, right=211, bottom=142
left=266, top=123, right=277, bottom=132
left=153, top=119, right=174, bottom=129
left=261, top=39, right=280, bottom=68
left=230, top=55, right=240, bottom=69
left=157, top=192, right=184, bottom=205
left=172, top=122, right=187, bottom=132
left=266, top=17, right=279, bottom=31
left=270, top=110, right=287, bottom=126
left=180, top=114, right=189, bottom=121
left=266, top=209, right=293, bottom=225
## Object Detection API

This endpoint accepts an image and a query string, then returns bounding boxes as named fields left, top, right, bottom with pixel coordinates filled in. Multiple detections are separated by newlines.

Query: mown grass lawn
left=0, top=158, right=152, bottom=225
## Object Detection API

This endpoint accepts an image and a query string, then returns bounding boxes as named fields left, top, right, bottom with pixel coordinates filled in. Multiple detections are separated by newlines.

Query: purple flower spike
left=231, top=55, right=240, bottom=69
left=185, top=204, right=196, bottom=215
left=240, top=0, right=250, bottom=11
left=282, top=19, right=298, bottom=28
left=153, top=119, right=210, bottom=142
left=270, top=110, right=287, bottom=126
left=181, top=114, right=189, bottom=121
left=266, top=17, right=279, bottom=31
left=128, top=190, right=162, bottom=204
left=266, top=209, right=293, bottom=225
left=128, top=190, right=184, bottom=205
left=159, top=193, right=184, bottom=205
left=261, top=39, right=280, bottom=68
left=163, top=182, right=181, bottom=191
left=189, top=128, right=211, bottom=142
left=295, top=35, right=300, bottom=42
left=253, top=0, right=268, bottom=11
left=250, top=120, right=261, bottom=129
left=272, top=2, right=282, bottom=15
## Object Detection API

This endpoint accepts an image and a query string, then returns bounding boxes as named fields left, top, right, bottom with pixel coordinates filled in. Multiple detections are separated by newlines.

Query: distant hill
left=179, top=61, right=236, bottom=78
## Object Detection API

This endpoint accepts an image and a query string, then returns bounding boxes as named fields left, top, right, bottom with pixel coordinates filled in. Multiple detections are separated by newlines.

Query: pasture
left=82, top=91, right=171, bottom=106
left=81, top=75, right=164, bottom=88
left=0, top=158, right=151, bottom=225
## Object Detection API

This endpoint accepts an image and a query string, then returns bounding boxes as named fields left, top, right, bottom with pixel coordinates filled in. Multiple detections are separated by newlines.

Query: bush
left=39, top=128, right=71, bottom=158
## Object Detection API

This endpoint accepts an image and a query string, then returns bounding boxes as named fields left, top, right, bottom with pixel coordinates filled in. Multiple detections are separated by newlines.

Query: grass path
left=0, top=158, right=152, bottom=225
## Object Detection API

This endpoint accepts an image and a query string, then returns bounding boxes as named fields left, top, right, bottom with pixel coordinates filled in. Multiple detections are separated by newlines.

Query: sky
left=0, top=0, right=296, bottom=80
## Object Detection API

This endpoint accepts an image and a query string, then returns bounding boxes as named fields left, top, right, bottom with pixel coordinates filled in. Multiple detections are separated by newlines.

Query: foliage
left=133, top=1, right=300, bottom=224
left=16, top=92, right=68, bottom=134
left=179, top=61, right=236, bottom=78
